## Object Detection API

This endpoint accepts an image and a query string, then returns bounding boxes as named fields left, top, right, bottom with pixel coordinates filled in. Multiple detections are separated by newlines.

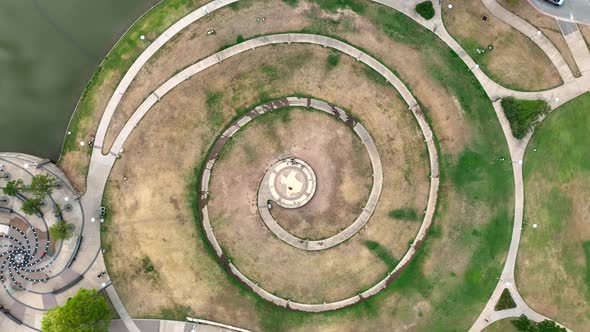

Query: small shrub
left=49, top=220, right=74, bottom=241
left=389, top=208, right=419, bottom=221
left=142, top=256, right=155, bottom=273
left=501, top=97, right=550, bottom=139
left=141, top=255, right=159, bottom=281
left=512, top=315, right=566, bottom=331
left=326, top=51, right=341, bottom=69
left=494, top=288, right=516, bottom=310
left=416, top=1, right=435, bottom=20
left=236, top=34, right=245, bottom=43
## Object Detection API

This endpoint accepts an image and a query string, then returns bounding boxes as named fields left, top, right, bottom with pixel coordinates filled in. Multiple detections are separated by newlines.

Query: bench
left=51, top=275, right=83, bottom=294
left=0, top=207, right=12, bottom=214
left=0, top=309, right=22, bottom=325
left=65, top=236, right=83, bottom=268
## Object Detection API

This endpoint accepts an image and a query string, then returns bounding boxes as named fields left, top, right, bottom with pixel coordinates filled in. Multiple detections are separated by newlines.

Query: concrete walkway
left=559, top=21, right=590, bottom=74
left=105, top=283, right=140, bottom=332
left=375, top=0, right=586, bottom=106
left=94, top=0, right=240, bottom=152
left=7, top=0, right=584, bottom=330
left=369, top=1, right=583, bottom=329
left=90, top=0, right=586, bottom=328
left=482, top=0, right=575, bottom=83
left=251, top=99, right=384, bottom=251
left=193, top=91, right=437, bottom=311
left=110, top=318, right=251, bottom=332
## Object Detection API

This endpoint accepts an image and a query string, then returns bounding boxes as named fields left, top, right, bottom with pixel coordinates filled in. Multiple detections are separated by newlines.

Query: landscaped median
left=500, top=97, right=549, bottom=139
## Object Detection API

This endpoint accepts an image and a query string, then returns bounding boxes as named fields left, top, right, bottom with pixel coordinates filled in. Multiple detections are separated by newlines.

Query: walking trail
left=5, top=0, right=587, bottom=330
left=88, top=0, right=590, bottom=330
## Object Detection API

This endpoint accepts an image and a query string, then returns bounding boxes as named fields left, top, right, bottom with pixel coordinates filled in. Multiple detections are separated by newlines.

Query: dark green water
left=0, top=0, right=159, bottom=160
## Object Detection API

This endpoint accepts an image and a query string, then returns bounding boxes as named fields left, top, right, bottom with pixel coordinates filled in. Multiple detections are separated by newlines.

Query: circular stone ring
left=255, top=99, right=383, bottom=251
left=265, top=158, right=317, bottom=209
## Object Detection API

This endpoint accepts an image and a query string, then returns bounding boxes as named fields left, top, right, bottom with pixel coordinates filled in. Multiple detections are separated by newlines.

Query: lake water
left=0, top=0, right=159, bottom=160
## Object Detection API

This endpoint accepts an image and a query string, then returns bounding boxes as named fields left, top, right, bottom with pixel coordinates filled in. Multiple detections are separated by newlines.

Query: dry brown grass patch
left=498, top=0, right=580, bottom=77
left=442, top=0, right=562, bottom=90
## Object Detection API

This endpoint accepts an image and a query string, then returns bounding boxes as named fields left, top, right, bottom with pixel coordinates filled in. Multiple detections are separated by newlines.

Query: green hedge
left=416, top=1, right=435, bottom=20
left=501, top=97, right=550, bottom=139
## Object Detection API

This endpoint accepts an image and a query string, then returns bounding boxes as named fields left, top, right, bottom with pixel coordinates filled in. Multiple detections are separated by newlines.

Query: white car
left=545, top=0, right=564, bottom=6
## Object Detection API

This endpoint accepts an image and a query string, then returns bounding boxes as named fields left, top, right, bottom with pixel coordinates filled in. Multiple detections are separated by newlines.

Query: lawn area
left=441, top=0, right=562, bottom=91
left=93, top=0, right=513, bottom=331
left=518, top=92, right=590, bottom=331
left=484, top=318, right=518, bottom=332
left=497, top=0, right=580, bottom=77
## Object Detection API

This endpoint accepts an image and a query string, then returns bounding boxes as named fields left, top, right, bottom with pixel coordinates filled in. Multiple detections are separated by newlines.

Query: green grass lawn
left=518, top=92, right=590, bottom=330
left=484, top=318, right=519, bottom=332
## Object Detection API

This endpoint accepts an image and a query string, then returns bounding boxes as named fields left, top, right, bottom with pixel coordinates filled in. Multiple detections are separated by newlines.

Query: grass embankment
left=501, top=97, right=549, bottom=139
left=518, top=92, right=590, bottom=330
left=59, top=0, right=209, bottom=165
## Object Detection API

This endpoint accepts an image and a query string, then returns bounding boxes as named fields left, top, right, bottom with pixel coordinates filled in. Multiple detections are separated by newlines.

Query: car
left=544, top=0, right=564, bottom=6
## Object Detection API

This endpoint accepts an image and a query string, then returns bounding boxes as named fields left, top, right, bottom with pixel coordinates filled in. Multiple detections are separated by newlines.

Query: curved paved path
left=482, top=0, right=575, bottom=83
left=209, top=98, right=386, bottom=251
left=45, top=0, right=589, bottom=329
left=375, top=0, right=586, bottom=107
left=374, top=1, right=582, bottom=330
left=197, top=97, right=435, bottom=312
left=139, top=36, right=441, bottom=308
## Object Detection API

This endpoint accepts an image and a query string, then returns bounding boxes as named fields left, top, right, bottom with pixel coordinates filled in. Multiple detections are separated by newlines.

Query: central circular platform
left=268, top=158, right=316, bottom=209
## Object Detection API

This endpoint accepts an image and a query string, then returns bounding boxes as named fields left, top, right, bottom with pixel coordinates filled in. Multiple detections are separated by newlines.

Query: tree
left=49, top=220, right=74, bottom=240
left=21, top=198, right=42, bottom=215
left=29, top=174, right=56, bottom=198
left=41, top=288, right=111, bottom=332
left=415, top=1, right=435, bottom=20
left=537, top=320, right=567, bottom=332
left=512, top=315, right=566, bottom=332
left=2, top=179, right=25, bottom=196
